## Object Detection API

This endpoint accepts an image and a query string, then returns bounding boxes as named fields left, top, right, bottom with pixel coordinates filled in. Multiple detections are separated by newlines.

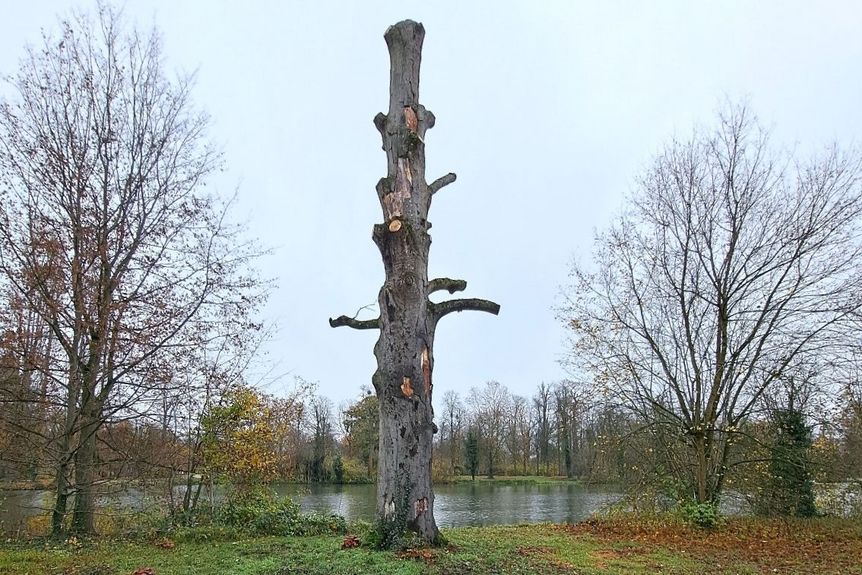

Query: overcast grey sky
left=2, top=1, right=861, bottom=409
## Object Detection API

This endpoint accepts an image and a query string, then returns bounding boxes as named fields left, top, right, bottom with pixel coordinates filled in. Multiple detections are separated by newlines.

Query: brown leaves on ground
left=589, top=548, right=632, bottom=570
left=340, top=535, right=360, bottom=549
left=397, top=547, right=435, bottom=563
left=131, top=568, right=155, bottom=575
left=154, top=538, right=175, bottom=549
left=560, top=517, right=862, bottom=574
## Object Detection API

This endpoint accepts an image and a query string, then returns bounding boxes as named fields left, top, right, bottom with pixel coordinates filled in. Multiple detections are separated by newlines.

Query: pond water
left=0, top=482, right=620, bottom=534
left=279, top=482, right=619, bottom=527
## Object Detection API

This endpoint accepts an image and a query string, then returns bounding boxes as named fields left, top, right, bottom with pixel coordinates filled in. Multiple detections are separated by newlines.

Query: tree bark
left=72, top=416, right=98, bottom=534
left=52, top=365, right=82, bottom=535
left=330, top=20, right=499, bottom=545
left=72, top=402, right=101, bottom=534
left=51, top=456, right=70, bottom=536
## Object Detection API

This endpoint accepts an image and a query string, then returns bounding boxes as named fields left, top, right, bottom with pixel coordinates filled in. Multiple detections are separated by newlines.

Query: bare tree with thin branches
left=0, top=4, right=266, bottom=534
left=561, top=104, right=862, bottom=505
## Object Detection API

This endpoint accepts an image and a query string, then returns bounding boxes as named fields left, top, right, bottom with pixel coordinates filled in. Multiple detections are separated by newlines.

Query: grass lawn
left=1, top=517, right=860, bottom=575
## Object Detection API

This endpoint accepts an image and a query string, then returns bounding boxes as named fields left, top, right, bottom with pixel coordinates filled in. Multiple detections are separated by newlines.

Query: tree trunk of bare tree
left=330, top=20, right=499, bottom=545
left=72, top=411, right=99, bottom=534
left=51, top=456, right=71, bottom=536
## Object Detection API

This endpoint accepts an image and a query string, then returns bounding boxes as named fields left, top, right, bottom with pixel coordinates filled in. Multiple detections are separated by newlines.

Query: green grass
left=1, top=518, right=860, bottom=575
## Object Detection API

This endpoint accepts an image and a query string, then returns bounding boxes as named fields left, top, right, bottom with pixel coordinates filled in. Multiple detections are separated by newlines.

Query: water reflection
left=1, top=482, right=620, bottom=534
left=277, top=482, right=619, bottom=527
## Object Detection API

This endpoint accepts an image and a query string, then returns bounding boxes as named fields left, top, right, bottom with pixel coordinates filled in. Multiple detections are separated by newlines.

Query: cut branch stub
left=404, top=106, right=418, bottom=134
left=428, top=278, right=467, bottom=294
left=401, top=376, right=414, bottom=397
left=374, top=113, right=388, bottom=139
left=429, top=173, right=456, bottom=195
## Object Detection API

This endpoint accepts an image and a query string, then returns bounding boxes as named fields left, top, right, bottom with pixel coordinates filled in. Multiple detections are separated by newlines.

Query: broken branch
left=374, top=113, right=387, bottom=137
left=431, top=298, right=500, bottom=320
left=429, top=172, right=456, bottom=195
left=329, top=315, right=380, bottom=330
left=428, top=278, right=467, bottom=295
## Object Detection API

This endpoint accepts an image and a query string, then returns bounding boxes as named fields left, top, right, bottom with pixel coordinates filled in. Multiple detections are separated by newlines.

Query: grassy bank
left=2, top=517, right=860, bottom=575
left=437, top=475, right=588, bottom=486
left=0, top=478, right=55, bottom=491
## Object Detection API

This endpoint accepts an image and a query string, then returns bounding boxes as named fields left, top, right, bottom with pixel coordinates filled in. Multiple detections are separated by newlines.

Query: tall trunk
left=51, top=455, right=70, bottom=536
left=694, top=433, right=709, bottom=503
left=72, top=409, right=99, bottom=534
left=485, top=441, right=494, bottom=479
left=329, top=20, right=498, bottom=545
left=371, top=22, right=438, bottom=537
left=190, top=479, right=204, bottom=513
left=448, top=414, right=455, bottom=476
left=52, top=366, right=81, bottom=536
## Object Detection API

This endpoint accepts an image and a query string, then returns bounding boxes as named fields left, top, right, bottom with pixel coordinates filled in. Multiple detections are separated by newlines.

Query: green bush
left=333, top=456, right=375, bottom=484
left=215, top=489, right=346, bottom=536
left=160, top=487, right=347, bottom=539
left=679, top=501, right=721, bottom=529
left=299, top=511, right=347, bottom=536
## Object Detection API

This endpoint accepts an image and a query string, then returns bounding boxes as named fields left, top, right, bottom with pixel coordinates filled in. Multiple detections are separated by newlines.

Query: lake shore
left=1, top=516, right=860, bottom=575
left=0, top=476, right=583, bottom=491
left=437, top=474, right=581, bottom=485
left=0, top=479, right=54, bottom=492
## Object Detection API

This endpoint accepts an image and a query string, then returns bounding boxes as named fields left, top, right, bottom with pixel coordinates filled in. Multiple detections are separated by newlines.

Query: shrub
left=332, top=454, right=345, bottom=484
left=162, top=487, right=347, bottom=538
left=679, top=501, right=721, bottom=529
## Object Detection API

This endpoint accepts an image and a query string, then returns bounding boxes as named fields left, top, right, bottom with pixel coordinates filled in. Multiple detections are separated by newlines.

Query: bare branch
left=432, top=298, right=500, bottom=321
left=329, top=315, right=380, bottom=330
left=429, top=172, right=456, bottom=195
left=428, top=277, right=467, bottom=295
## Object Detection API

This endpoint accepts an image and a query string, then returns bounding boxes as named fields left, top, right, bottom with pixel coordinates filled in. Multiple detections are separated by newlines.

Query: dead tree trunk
left=329, top=20, right=499, bottom=545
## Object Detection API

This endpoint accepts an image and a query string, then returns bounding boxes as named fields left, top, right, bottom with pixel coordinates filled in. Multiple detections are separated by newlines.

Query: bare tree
left=306, top=395, right=334, bottom=482
left=0, top=4, right=266, bottom=533
left=468, top=381, right=511, bottom=478
left=440, top=390, right=464, bottom=476
left=508, top=395, right=533, bottom=475
left=553, top=383, right=579, bottom=478
left=342, top=388, right=378, bottom=479
left=0, top=286, right=59, bottom=481
left=561, top=105, right=862, bottom=505
left=328, top=21, right=498, bottom=544
left=533, top=382, right=553, bottom=475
